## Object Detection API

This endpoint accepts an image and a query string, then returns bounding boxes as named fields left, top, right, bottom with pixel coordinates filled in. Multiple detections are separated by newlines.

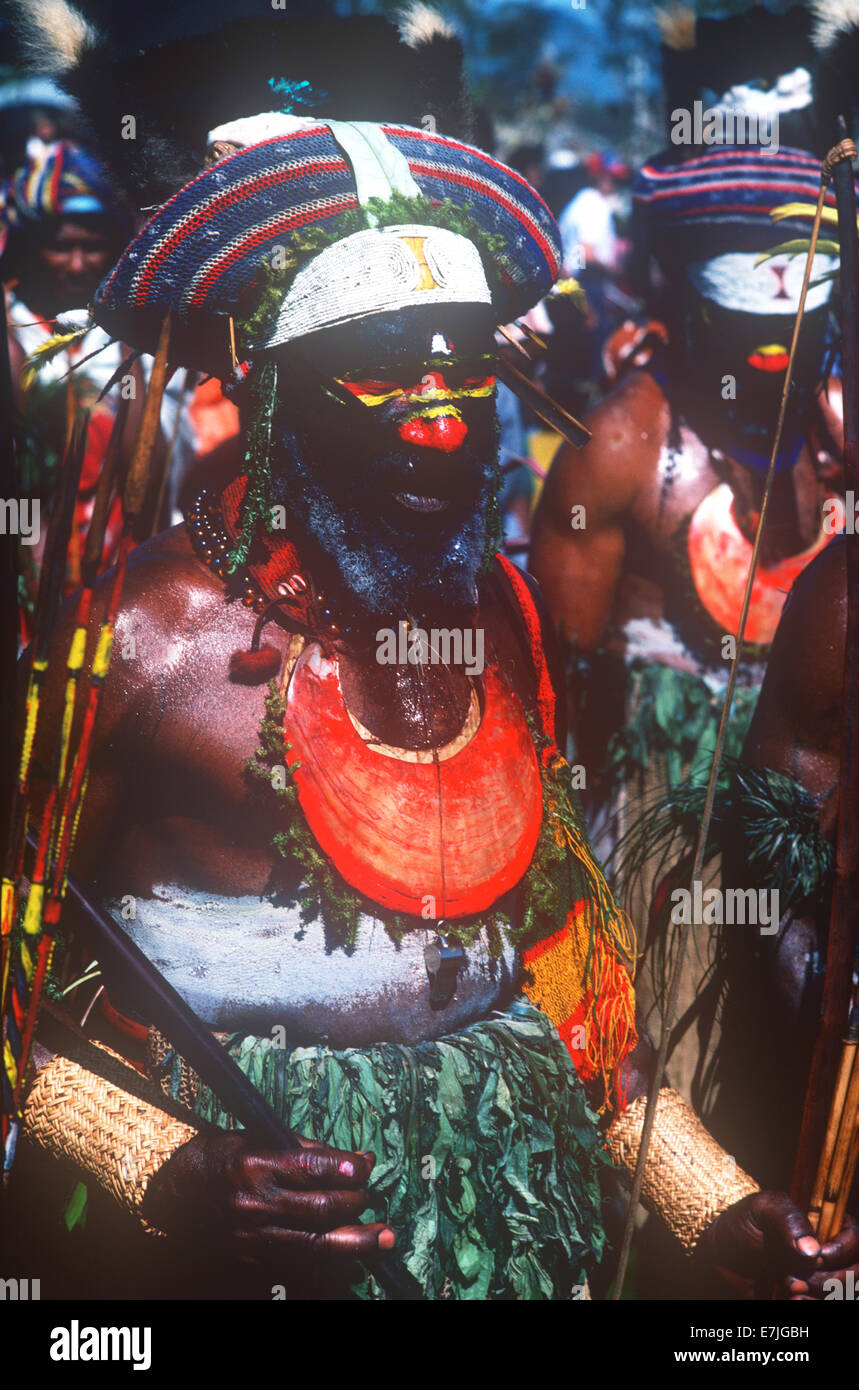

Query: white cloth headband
left=207, top=113, right=423, bottom=215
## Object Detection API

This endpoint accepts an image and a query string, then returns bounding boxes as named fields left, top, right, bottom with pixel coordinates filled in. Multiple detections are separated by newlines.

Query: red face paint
left=747, top=345, right=790, bottom=373
left=398, top=414, right=468, bottom=453
left=335, top=358, right=493, bottom=453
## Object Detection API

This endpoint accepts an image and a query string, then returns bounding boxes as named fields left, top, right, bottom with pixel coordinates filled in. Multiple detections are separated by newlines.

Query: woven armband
left=22, top=1053, right=197, bottom=1233
left=608, top=1087, right=760, bottom=1253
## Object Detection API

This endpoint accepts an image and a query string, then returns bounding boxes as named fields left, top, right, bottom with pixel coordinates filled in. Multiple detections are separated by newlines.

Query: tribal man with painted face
left=530, top=4, right=854, bottom=1119
left=10, top=2, right=859, bottom=1301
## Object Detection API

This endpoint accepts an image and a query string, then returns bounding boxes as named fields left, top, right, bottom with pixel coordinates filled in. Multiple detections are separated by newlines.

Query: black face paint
left=268, top=307, right=501, bottom=620
left=679, top=289, right=834, bottom=471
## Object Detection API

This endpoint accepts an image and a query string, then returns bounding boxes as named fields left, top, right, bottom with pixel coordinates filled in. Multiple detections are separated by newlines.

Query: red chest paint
left=283, top=645, right=543, bottom=917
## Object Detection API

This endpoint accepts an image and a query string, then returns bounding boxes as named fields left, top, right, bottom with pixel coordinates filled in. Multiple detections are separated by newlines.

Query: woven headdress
left=638, top=4, right=855, bottom=307
left=92, top=119, right=560, bottom=374
left=0, top=139, right=131, bottom=258
left=6, top=2, right=560, bottom=375
left=634, top=145, right=839, bottom=280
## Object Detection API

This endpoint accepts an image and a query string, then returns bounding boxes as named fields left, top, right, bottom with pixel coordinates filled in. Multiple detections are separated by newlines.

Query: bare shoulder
left=96, top=522, right=246, bottom=654
left=536, top=370, right=669, bottom=528
left=108, top=525, right=256, bottom=698
left=43, top=525, right=243, bottom=726
left=746, top=537, right=848, bottom=769
left=769, top=536, right=847, bottom=667
left=118, top=524, right=223, bottom=622
left=586, top=368, right=668, bottom=445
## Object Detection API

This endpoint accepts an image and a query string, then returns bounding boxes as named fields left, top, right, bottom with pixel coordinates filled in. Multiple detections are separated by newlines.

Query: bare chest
left=102, top=605, right=532, bottom=1044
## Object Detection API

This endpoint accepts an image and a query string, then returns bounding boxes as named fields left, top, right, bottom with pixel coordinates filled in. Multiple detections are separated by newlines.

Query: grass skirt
left=162, top=997, right=608, bottom=1299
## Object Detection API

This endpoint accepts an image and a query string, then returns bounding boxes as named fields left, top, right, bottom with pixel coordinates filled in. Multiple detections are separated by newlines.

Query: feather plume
left=395, top=4, right=473, bottom=144
left=656, top=3, right=696, bottom=52
left=398, top=3, right=458, bottom=47
left=5, top=0, right=98, bottom=75
left=810, top=0, right=859, bottom=50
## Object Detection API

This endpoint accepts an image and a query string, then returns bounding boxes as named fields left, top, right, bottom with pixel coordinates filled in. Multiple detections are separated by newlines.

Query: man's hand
left=785, top=1217, right=859, bottom=1300
left=698, top=1191, right=858, bottom=1299
left=141, top=1132, right=394, bottom=1269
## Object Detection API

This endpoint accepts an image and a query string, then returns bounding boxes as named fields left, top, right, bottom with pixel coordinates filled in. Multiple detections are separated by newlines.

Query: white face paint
left=686, top=250, right=838, bottom=315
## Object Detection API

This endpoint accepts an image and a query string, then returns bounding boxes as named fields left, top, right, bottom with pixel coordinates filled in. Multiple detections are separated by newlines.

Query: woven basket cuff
left=22, top=1052, right=196, bottom=1234
left=608, top=1087, right=760, bottom=1253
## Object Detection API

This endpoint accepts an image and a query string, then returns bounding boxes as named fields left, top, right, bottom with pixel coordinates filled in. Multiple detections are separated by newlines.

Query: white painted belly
left=106, top=885, right=519, bottom=1046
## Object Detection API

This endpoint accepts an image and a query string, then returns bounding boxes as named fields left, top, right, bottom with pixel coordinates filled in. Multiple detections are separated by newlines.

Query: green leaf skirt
left=165, top=997, right=609, bottom=1299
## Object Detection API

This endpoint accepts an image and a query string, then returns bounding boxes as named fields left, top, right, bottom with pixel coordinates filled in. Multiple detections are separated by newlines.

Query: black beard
left=268, top=417, right=500, bottom=623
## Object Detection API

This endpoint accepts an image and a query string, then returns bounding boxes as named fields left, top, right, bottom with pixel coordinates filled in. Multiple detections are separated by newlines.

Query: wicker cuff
left=22, top=1052, right=197, bottom=1233
left=608, top=1087, right=760, bottom=1253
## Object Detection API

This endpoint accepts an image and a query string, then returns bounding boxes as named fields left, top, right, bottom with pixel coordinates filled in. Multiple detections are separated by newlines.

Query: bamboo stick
left=817, top=1028, right=859, bottom=1240
left=808, top=1018, right=859, bottom=1229
left=829, top=1112, right=859, bottom=1237
left=82, top=393, right=129, bottom=580
left=497, top=324, right=532, bottom=360
left=495, top=357, right=591, bottom=449
left=123, top=313, right=172, bottom=522
left=514, top=320, right=548, bottom=353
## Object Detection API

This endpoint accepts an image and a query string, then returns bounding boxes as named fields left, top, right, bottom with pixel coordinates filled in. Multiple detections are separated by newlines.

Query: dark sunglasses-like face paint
left=336, top=333, right=496, bottom=457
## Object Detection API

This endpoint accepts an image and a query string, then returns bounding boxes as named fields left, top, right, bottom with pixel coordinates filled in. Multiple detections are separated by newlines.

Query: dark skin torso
left=713, top=539, right=848, bottom=1191
left=529, top=367, right=837, bottom=789
left=24, top=516, right=608, bottom=1283
left=531, top=370, right=833, bottom=648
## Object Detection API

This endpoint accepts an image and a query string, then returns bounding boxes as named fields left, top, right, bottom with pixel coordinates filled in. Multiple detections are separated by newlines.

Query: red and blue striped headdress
left=93, top=120, right=560, bottom=376
left=0, top=141, right=128, bottom=256
left=634, top=145, right=837, bottom=260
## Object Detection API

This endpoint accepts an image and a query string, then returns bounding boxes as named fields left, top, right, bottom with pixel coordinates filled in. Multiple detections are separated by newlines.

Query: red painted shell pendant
left=282, top=644, right=543, bottom=917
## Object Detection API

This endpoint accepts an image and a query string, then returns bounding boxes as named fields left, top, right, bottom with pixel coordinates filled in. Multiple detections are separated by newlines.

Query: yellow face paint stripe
left=400, top=404, right=465, bottom=425
left=339, top=380, right=496, bottom=407
left=343, top=386, right=402, bottom=406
